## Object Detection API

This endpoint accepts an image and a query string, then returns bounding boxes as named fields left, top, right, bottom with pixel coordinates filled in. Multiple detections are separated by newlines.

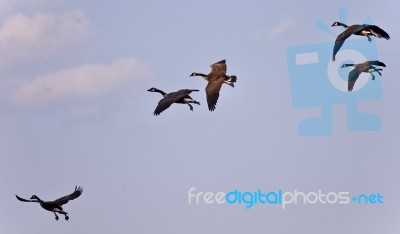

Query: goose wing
left=367, top=60, right=386, bottom=67
left=348, top=68, right=361, bottom=92
left=210, top=59, right=227, bottom=76
left=333, top=32, right=351, bottom=61
left=153, top=91, right=190, bottom=115
left=16, top=195, right=37, bottom=202
left=368, top=25, right=390, bottom=40
left=176, top=89, right=199, bottom=94
left=51, top=186, right=83, bottom=206
left=206, top=77, right=224, bottom=111
left=352, top=24, right=370, bottom=34
left=332, top=25, right=360, bottom=61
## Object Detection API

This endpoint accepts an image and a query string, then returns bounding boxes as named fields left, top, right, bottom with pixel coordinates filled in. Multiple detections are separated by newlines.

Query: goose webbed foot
left=188, top=104, right=193, bottom=111
left=65, top=215, right=69, bottom=221
left=54, top=213, right=59, bottom=221
left=371, top=74, right=376, bottom=80
left=367, top=36, right=372, bottom=42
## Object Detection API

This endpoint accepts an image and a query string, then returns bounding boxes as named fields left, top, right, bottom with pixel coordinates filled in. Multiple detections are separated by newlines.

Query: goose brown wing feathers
left=210, top=59, right=227, bottom=77
left=205, top=77, right=224, bottom=111
left=348, top=68, right=361, bottom=92
left=51, top=186, right=83, bottom=206
left=153, top=91, right=191, bottom=115
left=368, top=25, right=390, bottom=40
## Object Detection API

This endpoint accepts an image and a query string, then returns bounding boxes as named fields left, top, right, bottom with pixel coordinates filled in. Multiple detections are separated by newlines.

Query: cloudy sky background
left=1, top=0, right=399, bottom=233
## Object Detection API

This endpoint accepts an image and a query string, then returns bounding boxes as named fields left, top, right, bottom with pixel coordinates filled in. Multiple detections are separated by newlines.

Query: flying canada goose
left=331, top=22, right=390, bottom=61
left=190, top=59, right=237, bottom=111
left=147, top=88, right=200, bottom=116
left=16, top=186, right=83, bottom=221
left=341, top=60, right=386, bottom=92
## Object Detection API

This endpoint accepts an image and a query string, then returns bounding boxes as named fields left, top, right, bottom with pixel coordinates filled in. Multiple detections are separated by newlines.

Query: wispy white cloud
left=270, top=19, right=295, bottom=37
left=14, top=57, right=151, bottom=108
left=0, top=0, right=64, bottom=6
left=0, top=0, right=68, bottom=18
left=0, top=10, right=90, bottom=70
left=0, top=0, right=66, bottom=10
left=1, top=0, right=150, bottom=115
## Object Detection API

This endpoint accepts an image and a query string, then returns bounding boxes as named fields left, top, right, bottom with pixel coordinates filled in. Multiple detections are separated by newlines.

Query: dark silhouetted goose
left=16, top=186, right=83, bottom=221
left=147, top=88, right=200, bottom=116
left=341, top=60, right=386, bottom=91
left=190, top=59, right=237, bottom=111
left=331, top=22, right=390, bottom=61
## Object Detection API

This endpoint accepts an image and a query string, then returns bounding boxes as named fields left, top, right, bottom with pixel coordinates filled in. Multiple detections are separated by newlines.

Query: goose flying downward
left=341, top=60, right=386, bottom=92
left=147, top=88, right=200, bottom=116
left=16, top=186, right=83, bottom=221
left=331, top=22, right=390, bottom=61
left=190, top=59, right=237, bottom=111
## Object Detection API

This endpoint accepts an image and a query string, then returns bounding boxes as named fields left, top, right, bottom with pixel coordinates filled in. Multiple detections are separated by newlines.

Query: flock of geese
left=147, top=21, right=391, bottom=116
left=331, top=21, right=390, bottom=91
left=148, top=59, right=237, bottom=115
left=15, top=21, right=391, bottom=221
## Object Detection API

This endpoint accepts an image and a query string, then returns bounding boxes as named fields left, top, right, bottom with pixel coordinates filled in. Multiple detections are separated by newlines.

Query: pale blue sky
left=1, top=0, right=399, bottom=233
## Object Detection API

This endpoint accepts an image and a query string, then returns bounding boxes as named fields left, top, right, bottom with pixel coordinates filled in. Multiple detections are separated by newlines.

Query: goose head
left=331, top=22, right=348, bottom=28
left=30, top=195, right=40, bottom=200
left=147, top=87, right=166, bottom=96
left=147, top=87, right=158, bottom=92
left=331, top=21, right=340, bottom=27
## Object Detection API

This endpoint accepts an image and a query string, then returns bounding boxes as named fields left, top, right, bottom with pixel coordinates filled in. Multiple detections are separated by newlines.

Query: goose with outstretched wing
left=147, top=88, right=200, bottom=116
left=190, top=59, right=237, bottom=111
left=16, top=186, right=83, bottom=221
left=331, top=22, right=390, bottom=61
left=341, top=60, right=386, bottom=91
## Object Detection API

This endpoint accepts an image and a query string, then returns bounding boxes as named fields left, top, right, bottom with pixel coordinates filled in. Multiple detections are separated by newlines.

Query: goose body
left=147, top=88, right=200, bottom=115
left=16, top=186, right=83, bottom=221
left=190, top=59, right=237, bottom=111
left=341, top=60, right=386, bottom=91
left=331, top=22, right=390, bottom=61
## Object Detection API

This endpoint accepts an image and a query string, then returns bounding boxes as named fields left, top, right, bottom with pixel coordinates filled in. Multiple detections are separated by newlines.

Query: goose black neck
left=343, top=64, right=354, bottom=67
left=338, top=22, right=348, bottom=28
left=34, top=197, right=43, bottom=202
left=154, top=89, right=166, bottom=96
left=193, top=73, right=207, bottom=77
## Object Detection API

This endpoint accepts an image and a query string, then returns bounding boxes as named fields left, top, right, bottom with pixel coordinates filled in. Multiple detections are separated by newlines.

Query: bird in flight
left=16, top=186, right=83, bottom=221
left=190, top=59, right=237, bottom=111
left=147, top=88, right=200, bottom=116
left=341, top=60, right=386, bottom=92
left=331, top=22, right=390, bottom=61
